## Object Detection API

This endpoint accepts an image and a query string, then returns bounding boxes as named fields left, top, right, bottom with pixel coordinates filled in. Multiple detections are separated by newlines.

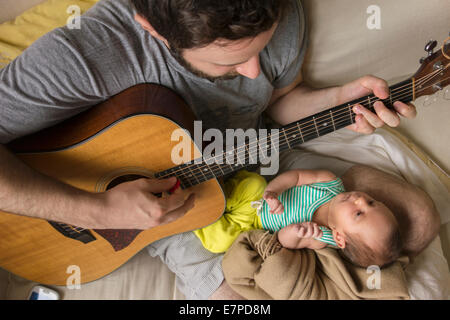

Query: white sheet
left=295, top=128, right=450, bottom=299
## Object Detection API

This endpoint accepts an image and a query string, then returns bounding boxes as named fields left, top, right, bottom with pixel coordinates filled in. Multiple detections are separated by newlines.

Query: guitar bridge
left=48, top=221, right=96, bottom=244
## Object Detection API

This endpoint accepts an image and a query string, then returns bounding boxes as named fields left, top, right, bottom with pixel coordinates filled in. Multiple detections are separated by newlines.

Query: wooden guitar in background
left=0, top=39, right=448, bottom=285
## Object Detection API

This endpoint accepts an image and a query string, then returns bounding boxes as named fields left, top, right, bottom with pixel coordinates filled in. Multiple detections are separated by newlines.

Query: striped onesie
left=255, top=178, right=344, bottom=247
left=194, top=170, right=342, bottom=253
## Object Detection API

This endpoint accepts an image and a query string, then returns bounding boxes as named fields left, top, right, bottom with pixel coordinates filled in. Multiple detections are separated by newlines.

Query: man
left=0, top=0, right=439, bottom=299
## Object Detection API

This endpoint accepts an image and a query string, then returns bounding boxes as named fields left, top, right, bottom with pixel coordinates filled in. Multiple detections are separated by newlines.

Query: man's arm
left=0, top=145, right=195, bottom=229
left=0, top=6, right=196, bottom=230
left=0, top=145, right=101, bottom=227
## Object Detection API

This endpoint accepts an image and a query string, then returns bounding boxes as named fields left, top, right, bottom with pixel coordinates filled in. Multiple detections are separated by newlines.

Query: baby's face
left=328, top=191, right=398, bottom=251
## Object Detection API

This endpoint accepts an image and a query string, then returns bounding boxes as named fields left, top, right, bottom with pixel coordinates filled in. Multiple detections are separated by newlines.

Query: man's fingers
left=359, top=75, right=390, bottom=99
left=159, top=193, right=196, bottom=225
left=156, top=188, right=195, bottom=215
left=143, top=177, right=178, bottom=194
left=353, top=104, right=384, bottom=129
left=393, top=101, right=417, bottom=119
left=342, top=75, right=419, bottom=135
left=346, top=114, right=375, bottom=134
left=373, top=101, right=400, bottom=127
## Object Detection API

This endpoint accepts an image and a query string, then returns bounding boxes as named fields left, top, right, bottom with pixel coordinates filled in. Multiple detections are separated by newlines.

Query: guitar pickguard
left=93, top=229, right=142, bottom=251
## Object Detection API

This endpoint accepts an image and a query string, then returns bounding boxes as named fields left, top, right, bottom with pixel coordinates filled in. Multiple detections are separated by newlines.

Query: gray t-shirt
left=0, top=0, right=307, bottom=144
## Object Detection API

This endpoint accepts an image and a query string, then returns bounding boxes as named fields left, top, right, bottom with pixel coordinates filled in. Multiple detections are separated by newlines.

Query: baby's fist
left=263, top=191, right=284, bottom=214
left=295, top=222, right=323, bottom=239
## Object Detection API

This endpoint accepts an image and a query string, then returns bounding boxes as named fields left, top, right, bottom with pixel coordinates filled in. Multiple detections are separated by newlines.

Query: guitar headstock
left=413, top=36, right=450, bottom=100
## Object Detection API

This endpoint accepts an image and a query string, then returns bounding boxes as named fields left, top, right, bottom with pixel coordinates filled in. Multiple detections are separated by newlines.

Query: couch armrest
left=0, top=0, right=46, bottom=23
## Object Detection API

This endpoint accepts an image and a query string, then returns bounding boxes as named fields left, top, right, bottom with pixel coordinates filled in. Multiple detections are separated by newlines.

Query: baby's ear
left=332, top=229, right=346, bottom=249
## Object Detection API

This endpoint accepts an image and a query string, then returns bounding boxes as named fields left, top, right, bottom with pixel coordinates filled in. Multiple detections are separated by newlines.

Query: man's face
left=177, top=23, right=277, bottom=81
left=135, top=14, right=278, bottom=81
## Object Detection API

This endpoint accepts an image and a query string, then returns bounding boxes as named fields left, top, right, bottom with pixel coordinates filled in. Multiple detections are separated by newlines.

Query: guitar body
left=0, top=84, right=225, bottom=285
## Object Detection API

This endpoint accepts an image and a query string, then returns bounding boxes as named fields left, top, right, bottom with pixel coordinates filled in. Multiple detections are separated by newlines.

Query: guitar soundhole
left=106, top=174, right=147, bottom=190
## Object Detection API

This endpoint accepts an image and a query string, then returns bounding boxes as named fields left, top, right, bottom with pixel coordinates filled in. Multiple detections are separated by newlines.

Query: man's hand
left=339, top=75, right=417, bottom=134
left=263, top=190, right=284, bottom=214
left=97, top=177, right=195, bottom=229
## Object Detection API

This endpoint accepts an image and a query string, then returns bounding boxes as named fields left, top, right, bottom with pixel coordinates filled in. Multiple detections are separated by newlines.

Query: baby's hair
left=340, top=224, right=403, bottom=268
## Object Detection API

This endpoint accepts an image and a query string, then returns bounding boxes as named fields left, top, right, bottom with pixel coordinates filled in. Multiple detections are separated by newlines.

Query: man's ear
left=332, top=229, right=346, bottom=249
left=134, top=14, right=170, bottom=47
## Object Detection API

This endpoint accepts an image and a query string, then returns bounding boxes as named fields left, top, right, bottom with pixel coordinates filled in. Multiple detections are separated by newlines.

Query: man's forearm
left=267, top=83, right=342, bottom=125
left=0, top=145, right=102, bottom=228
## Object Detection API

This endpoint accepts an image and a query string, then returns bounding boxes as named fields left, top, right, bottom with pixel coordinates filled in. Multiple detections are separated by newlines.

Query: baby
left=193, top=169, right=403, bottom=268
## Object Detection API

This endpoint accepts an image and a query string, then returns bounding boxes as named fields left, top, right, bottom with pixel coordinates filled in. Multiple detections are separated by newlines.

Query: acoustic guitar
left=0, top=39, right=448, bottom=285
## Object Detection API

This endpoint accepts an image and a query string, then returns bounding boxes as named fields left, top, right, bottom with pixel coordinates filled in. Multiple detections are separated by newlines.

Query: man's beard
left=170, top=47, right=239, bottom=82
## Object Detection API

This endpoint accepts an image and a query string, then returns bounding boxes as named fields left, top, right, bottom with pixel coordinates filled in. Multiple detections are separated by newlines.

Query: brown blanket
left=222, top=230, right=410, bottom=300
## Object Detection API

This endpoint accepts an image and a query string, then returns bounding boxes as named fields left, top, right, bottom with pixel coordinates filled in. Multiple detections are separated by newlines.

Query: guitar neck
left=156, top=78, right=414, bottom=187
left=279, top=78, right=415, bottom=146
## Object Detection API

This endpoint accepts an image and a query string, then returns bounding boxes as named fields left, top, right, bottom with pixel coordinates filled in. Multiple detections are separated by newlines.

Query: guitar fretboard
left=155, top=78, right=414, bottom=187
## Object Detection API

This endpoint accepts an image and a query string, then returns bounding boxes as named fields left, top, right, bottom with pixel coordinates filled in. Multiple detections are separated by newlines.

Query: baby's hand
left=263, top=191, right=284, bottom=214
left=295, top=222, right=323, bottom=239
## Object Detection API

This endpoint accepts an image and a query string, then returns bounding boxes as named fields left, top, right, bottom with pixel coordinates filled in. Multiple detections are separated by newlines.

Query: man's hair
left=340, top=226, right=403, bottom=269
left=130, top=0, right=288, bottom=50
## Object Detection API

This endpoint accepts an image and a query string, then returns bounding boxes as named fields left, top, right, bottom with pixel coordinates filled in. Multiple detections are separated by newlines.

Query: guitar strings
left=160, top=67, right=449, bottom=185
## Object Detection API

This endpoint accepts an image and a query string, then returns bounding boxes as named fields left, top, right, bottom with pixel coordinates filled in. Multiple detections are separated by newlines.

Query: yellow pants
left=193, top=170, right=267, bottom=253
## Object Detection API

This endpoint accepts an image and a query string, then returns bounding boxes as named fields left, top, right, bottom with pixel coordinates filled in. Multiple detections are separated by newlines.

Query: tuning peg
left=424, top=39, right=437, bottom=56
left=444, top=87, right=450, bottom=100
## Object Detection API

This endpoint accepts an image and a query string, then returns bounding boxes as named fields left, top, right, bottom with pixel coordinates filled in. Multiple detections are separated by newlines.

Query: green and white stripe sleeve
left=315, top=226, right=338, bottom=247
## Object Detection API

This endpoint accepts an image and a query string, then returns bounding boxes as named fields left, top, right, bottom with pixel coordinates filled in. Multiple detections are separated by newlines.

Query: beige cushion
left=4, top=250, right=184, bottom=300
left=0, top=0, right=46, bottom=23
left=302, top=0, right=450, bottom=174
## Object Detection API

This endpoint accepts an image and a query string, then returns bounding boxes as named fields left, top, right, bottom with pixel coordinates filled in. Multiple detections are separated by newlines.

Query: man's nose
left=235, top=55, right=261, bottom=79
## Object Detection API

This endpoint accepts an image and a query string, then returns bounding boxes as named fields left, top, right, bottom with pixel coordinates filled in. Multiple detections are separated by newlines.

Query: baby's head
left=328, top=191, right=403, bottom=268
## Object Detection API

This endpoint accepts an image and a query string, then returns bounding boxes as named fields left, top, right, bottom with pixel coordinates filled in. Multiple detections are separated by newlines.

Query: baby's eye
left=356, top=211, right=363, bottom=216
left=368, top=200, right=375, bottom=206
